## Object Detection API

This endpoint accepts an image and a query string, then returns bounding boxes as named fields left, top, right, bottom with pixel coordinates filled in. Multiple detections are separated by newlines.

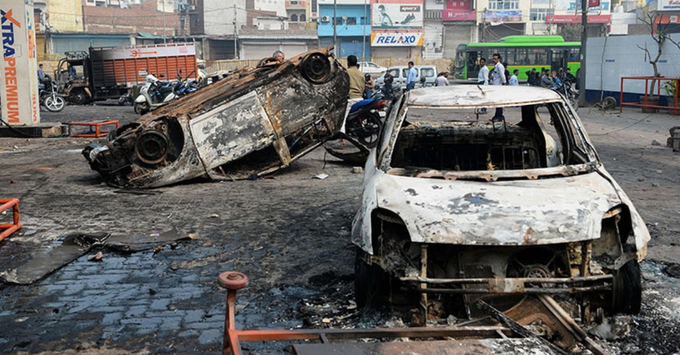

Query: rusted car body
left=352, top=85, right=650, bottom=327
left=83, top=48, right=349, bottom=188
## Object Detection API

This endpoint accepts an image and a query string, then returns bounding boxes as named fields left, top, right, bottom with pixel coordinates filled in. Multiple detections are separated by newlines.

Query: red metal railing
left=620, top=76, right=680, bottom=113
left=0, top=198, right=22, bottom=242
left=69, top=120, right=120, bottom=138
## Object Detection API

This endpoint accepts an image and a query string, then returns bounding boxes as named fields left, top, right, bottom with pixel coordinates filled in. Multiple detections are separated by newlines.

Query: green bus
left=453, top=35, right=581, bottom=81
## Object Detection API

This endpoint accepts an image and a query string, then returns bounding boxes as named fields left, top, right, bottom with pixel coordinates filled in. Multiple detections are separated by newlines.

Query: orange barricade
left=69, top=120, right=119, bottom=138
left=0, top=198, right=22, bottom=241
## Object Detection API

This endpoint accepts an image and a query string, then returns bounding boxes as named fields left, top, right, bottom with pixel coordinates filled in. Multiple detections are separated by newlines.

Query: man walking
left=509, top=69, right=519, bottom=86
left=490, top=53, right=506, bottom=120
left=477, top=58, right=489, bottom=86
left=405, top=61, right=417, bottom=91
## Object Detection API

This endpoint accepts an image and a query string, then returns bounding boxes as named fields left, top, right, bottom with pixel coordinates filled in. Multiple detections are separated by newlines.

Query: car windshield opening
left=389, top=103, right=589, bottom=173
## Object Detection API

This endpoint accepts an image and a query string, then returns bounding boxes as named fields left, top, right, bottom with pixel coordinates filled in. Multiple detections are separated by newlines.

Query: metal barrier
left=218, top=271, right=515, bottom=355
left=69, top=120, right=119, bottom=138
left=620, top=76, right=680, bottom=113
left=0, top=198, right=22, bottom=242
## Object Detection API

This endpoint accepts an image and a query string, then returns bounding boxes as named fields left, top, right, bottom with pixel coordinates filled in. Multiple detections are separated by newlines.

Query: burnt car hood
left=83, top=47, right=349, bottom=188
left=370, top=168, right=630, bottom=246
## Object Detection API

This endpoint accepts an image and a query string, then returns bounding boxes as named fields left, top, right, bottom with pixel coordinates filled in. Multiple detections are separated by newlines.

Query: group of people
left=526, top=67, right=578, bottom=90
left=476, top=53, right=517, bottom=120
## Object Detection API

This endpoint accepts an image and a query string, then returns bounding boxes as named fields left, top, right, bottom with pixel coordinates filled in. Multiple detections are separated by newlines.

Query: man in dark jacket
left=525, top=68, right=538, bottom=86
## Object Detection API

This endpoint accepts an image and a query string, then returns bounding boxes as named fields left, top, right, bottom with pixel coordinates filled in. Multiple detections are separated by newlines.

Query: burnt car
left=83, top=47, right=349, bottom=188
left=352, top=85, right=650, bottom=325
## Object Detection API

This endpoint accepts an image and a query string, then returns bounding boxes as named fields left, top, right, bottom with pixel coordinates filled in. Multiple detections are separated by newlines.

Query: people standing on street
left=272, top=50, right=285, bottom=63
left=541, top=68, right=553, bottom=88
left=406, top=61, right=417, bottom=91
left=526, top=68, right=538, bottom=86
left=383, top=70, right=394, bottom=99
left=477, top=58, right=489, bottom=86
left=490, top=54, right=506, bottom=121
left=477, top=58, right=489, bottom=114
left=564, top=68, right=576, bottom=85
left=550, top=70, right=562, bottom=90
left=341, top=55, right=366, bottom=133
left=435, top=72, right=449, bottom=86
left=509, top=69, right=519, bottom=86
left=363, top=73, right=375, bottom=99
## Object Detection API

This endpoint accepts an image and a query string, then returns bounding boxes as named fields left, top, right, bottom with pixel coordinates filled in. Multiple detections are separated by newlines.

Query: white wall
left=253, top=0, right=286, bottom=17
left=587, top=33, right=680, bottom=94
left=204, top=0, right=247, bottom=36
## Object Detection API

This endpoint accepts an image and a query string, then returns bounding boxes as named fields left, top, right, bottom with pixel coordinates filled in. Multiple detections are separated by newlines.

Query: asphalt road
left=0, top=103, right=678, bottom=354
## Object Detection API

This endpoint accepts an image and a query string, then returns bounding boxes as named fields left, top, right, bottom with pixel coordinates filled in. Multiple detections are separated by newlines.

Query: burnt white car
left=352, top=85, right=650, bottom=324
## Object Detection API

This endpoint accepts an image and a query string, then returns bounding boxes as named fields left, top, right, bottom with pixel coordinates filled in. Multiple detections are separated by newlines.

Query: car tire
left=611, top=259, right=642, bottom=314
left=299, top=52, right=331, bottom=84
left=354, top=250, right=386, bottom=308
left=71, top=89, right=90, bottom=105
left=357, top=114, right=383, bottom=148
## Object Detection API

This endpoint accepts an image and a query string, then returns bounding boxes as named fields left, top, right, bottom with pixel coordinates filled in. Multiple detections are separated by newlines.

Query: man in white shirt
left=477, top=58, right=488, bottom=85
left=490, top=53, right=506, bottom=120
left=406, top=61, right=417, bottom=91
left=509, top=69, right=519, bottom=86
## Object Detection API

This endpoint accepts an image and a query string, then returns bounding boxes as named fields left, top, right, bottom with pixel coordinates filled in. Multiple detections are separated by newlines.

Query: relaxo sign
left=1, top=0, right=39, bottom=125
left=371, top=32, right=423, bottom=47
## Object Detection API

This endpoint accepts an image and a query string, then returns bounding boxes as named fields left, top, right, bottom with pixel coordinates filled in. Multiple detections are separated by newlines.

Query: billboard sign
left=545, top=14, right=611, bottom=23
left=658, top=0, right=680, bottom=11
left=482, top=10, right=522, bottom=23
left=371, top=0, right=423, bottom=47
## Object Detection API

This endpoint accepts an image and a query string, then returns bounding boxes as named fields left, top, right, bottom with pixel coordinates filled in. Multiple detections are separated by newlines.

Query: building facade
left=317, top=0, right=373, bottom=58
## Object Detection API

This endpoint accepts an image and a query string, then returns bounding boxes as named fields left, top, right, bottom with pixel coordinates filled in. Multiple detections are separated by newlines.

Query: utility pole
left=362, top=0, right=367, bottom=61
left=333, top=0, right=338, bottom=54
left=162, top=0, right=167, bottom=44
left=234, top=4, right=238, bottom=59
left=579, top=0, right=587, bottom=106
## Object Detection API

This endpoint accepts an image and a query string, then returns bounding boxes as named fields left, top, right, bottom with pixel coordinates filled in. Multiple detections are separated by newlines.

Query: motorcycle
left=39, top=75, right=66, bottom=112
left=133, top=74, right=175, bottom=115
left=344, top=98, right=386, bottom=148
left=553, top=80, right=579, bottom=111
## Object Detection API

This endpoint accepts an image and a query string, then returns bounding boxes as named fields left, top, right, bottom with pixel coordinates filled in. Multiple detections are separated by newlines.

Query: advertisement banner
left=371, top=0, right=423, bottom=47
left=371, top=0, right=423, bottom=30
left=371, top=32, right=424, bottom=46
left=545, top=14, right=611, bottom=23
left=658, top=0, right=680, bottom=11
left=482, top=10, right=522, bottom=23
left=442, top=9, right=476, bottom=21
left=1, top=0, right=40, bottom=125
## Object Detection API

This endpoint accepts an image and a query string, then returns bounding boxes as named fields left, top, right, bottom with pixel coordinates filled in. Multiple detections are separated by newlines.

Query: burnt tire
left=299, top=52, right=331, bottom=84
left=354, top=250, right=386, bottom=308
left=71, top=89, right=90, bottom=105
left=611, top=259, right=642, bottom=314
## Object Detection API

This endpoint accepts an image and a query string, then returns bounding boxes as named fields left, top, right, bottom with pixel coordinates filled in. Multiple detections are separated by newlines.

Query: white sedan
left=359, top=61, right=386, bottom=75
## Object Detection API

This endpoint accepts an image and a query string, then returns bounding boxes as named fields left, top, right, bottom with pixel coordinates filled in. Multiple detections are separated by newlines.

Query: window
left=488, top=0, right=519, bottom=10
left=300, top=14, right=306, bottom=21
left=291, top=14, right=298, bottom=21
left=346, top=17, right=357, bottom=25
left=530, top=8, right=553, bottom=21
left=334, top=17, right=343, bottom=25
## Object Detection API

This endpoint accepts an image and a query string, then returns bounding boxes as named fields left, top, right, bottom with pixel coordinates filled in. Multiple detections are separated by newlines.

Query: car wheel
left=611, top=259, right=642, bottom=314
left=299, top=52, right=331, bottom=84
left=44, top=95, right=66, bottom=112
left=134, top=102, right=150, bottom=115
left=354, top=250, right=386, bottom=308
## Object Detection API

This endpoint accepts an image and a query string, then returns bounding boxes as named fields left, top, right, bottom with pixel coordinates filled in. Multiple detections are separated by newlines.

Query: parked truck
left=54, top=43, right=198, bottom=105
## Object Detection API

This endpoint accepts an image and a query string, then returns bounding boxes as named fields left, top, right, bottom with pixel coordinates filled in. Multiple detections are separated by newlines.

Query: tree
left=637, top=11, right=680, bottom=93
left=558, top=24, right=581, bottom=42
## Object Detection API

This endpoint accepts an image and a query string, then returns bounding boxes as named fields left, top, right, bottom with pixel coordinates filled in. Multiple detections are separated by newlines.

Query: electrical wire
left=588, top=115, right=650, bottom=136
left=0, top=117, right=46, bottom=139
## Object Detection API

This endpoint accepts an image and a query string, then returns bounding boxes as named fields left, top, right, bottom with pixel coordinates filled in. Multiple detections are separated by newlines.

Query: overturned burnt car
left=352, top=86, right=650, bottom=333
left=83, top=48, right=349, bottom=188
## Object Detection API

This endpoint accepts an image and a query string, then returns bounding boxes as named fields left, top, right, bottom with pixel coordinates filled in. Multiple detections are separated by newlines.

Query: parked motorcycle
left=39, top=75, right=66, bottom=112
left=133, top=74, right=175, bottom=115
left=344, top=98, right=386, bottom=148
left=554, top=80, right=579, bottom=111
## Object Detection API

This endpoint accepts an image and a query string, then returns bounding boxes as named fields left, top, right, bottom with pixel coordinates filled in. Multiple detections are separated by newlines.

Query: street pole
left=234, top=4, right=238, bottom=59
left=579, top=0, right=587, bottom=106
left=333, top=0, right=338, bottom=55
left=162, top=0, right=167, bottom=44
left=362, top=0, right=367, bottom=61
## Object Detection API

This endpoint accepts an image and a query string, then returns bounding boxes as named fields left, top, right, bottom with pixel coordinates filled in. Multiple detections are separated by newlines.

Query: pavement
left=0, top=103, right=679, bottom=354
